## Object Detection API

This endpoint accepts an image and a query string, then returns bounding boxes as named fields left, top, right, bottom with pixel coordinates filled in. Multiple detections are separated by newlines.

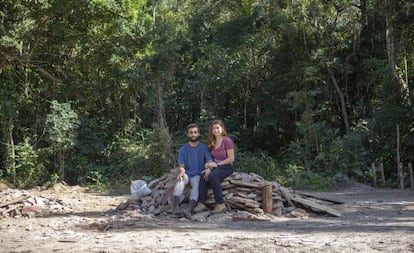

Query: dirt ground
left=1, top=184, right=414, bottom=253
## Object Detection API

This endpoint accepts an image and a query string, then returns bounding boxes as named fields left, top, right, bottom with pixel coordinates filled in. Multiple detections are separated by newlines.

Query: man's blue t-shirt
left=178, top=142, right=212, bottom=177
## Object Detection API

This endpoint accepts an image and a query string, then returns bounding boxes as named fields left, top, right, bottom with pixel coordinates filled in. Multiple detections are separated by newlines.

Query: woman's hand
left=205, top=161, right=217, bottom=169
left=203, top=167, right=211, bottom=181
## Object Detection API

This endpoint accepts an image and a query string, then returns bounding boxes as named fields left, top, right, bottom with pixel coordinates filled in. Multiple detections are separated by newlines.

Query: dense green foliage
left=1, top=0, right=413, bottom=190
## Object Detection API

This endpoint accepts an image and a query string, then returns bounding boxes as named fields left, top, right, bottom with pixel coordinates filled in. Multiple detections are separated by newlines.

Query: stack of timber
left=122, top=170, right=342, bottom=218
left=0, top=188, right=73, bottom=218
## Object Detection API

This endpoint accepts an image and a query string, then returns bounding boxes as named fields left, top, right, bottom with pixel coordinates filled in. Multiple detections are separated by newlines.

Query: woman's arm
left=217, top=148, right=234, bottom=166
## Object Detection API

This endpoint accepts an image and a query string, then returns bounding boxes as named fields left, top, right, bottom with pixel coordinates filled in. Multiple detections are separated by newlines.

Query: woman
left=193, top=119, right=235, bottom=214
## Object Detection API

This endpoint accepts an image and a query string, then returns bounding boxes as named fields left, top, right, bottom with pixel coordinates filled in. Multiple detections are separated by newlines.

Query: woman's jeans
left=199, top=164, right=234, bottom=204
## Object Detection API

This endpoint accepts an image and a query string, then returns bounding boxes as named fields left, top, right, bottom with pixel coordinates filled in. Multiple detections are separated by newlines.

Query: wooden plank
left=227, top=200, right=248, bottom=211
left=228, top=196, right=251, bottom=204
left=293, top=191, right=344, bottom=204
left=224, top=192, right=234, bottom=199
left=234, top=192, right=249, bottom=198
left=230, top=180, right=264, bottom=189
left=221, top=184, right=236, bottom=190
left=279, top=187, right=294, bottom=207
left=247, top=193, right=257, bottom=199
left=235, top=187, right=253, bottom=192
left=0, top=195, right=30, bottom=208
left=292, top=196, right=341, bottom=217
left=252, top=207, right=264, bottom=214
left=244, top=201, right=260, bottom=208
left=220, top=181, right=230, bottom=186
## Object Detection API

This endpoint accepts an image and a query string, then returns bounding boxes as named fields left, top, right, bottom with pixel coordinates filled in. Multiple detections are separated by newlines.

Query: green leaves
left=46, top=100, right=80, bottom=149
left=0, top=0, right=412, bottom=188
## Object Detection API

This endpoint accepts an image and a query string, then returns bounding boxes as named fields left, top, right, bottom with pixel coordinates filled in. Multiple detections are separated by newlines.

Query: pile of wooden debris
left=0, top=188, right=73, bottom=218
left=119, top=170, right=342, bottom=219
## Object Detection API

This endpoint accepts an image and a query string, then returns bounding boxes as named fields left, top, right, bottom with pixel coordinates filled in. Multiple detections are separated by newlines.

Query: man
left=171, top=123, right=213, bottom=216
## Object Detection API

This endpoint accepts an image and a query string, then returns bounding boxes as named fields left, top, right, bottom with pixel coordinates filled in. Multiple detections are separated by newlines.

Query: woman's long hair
left=207, top=119, right=228, bottom=151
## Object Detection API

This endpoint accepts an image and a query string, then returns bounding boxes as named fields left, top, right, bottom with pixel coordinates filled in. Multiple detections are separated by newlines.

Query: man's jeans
left=173, top=174, right=200, bottom=202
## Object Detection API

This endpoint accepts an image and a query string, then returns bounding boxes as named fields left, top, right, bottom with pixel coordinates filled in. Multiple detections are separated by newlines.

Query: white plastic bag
left=130, top=180, right=152, bottom=200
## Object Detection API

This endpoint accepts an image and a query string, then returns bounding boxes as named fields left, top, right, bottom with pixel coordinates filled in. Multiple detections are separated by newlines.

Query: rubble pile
left=121, top=171, right=342, bottom=219
left=0, top=188, right=73, bottom=218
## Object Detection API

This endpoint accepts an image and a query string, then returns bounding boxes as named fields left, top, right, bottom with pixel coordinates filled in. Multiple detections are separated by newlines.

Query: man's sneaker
left=193, top=202, right=207, bottom=213
left=211, top=203, right=226, bottom=214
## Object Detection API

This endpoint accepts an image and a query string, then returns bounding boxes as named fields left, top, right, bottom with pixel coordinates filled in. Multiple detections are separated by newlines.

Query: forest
left=0, top=0, right=413, bottom=190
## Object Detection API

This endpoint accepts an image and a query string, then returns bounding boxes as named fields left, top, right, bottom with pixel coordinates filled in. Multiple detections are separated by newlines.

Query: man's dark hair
left=186, top=123, right=199, bottom=132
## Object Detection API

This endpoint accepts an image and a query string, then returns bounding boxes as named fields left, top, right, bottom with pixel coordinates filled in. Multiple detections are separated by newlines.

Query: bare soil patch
left=1, top=184, right=414, bottom=253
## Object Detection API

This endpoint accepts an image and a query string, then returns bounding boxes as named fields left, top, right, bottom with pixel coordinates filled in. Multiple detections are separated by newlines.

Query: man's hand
left=176, top=172, right=185, bottom=181
left=176, top=167, right=185, bottom=181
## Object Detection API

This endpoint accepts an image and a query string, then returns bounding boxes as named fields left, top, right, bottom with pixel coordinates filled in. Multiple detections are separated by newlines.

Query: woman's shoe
left=193, top=202, right=207, bottom=213
left=211, top=203, right=226, bottom=214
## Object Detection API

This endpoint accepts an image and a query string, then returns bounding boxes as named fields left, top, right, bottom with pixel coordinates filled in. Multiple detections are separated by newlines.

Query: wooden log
left=292, top=196, right=341, bottom=217
left=261, top=184, right=272, bottom=214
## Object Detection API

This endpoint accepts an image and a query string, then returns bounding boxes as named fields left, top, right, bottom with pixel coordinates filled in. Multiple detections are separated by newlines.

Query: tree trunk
left=385, top=0, right=410, bottom=104
left=402, top=44, right=410, bottom=105
left=371, top=162, right=377, bottom=188
left=328, top=68, right=350, bottom=134
left=155, top=81, right=173, bottom=167
left=7, top=117, right=16, bottom=183
left=380, top=162, right=386, bottom=187
left=58, top=149, right=65, bottom=182
left=409, top=162, right=413, bottom=190
left=396, top=125, right=403, bottom=189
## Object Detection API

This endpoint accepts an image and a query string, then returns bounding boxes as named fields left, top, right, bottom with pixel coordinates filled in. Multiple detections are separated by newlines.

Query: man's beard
left=188, top=136, right=199, bottom=143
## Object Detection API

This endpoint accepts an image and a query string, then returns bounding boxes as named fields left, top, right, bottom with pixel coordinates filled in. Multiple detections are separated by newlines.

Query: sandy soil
left=1, top=186, right=414, bottom=253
